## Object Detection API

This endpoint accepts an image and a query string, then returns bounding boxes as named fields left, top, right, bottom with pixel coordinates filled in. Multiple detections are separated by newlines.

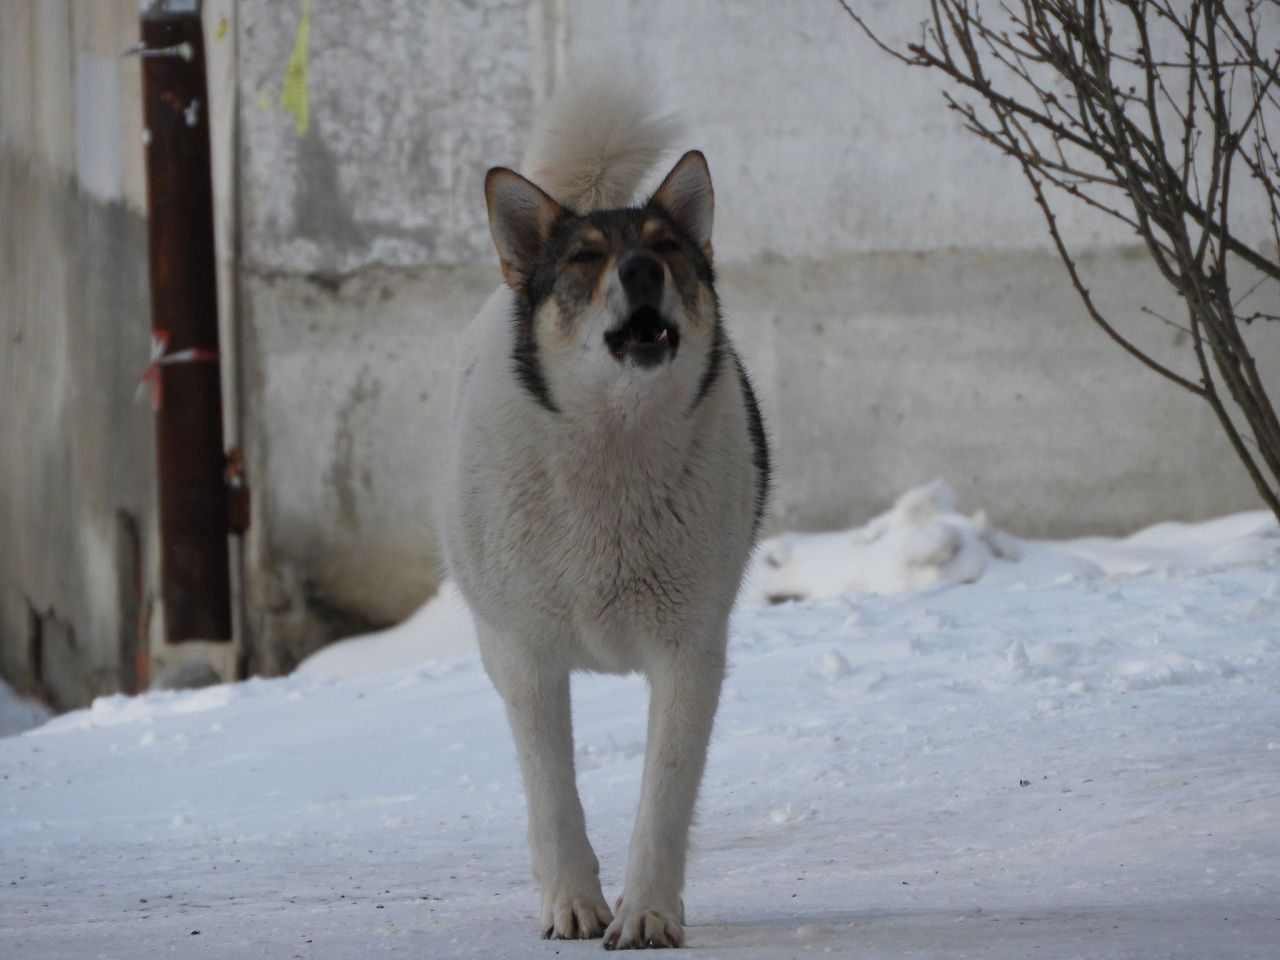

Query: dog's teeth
left=656, top=328, right=668, bottom=343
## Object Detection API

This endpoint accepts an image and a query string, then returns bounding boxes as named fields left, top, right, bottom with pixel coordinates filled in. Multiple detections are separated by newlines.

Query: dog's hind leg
left=486, top=648, right=612, bottom=940
left=605, top=642, right=726, bottom=950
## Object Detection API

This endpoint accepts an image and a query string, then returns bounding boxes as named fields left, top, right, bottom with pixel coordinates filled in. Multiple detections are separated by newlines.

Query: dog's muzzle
left=605, top=305, right=680, bottom=367
left=606, top=252, right=680, bottom=367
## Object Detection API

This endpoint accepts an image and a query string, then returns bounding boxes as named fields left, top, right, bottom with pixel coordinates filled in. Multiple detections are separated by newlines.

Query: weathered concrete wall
left=235, top=0, right=542, bottom=671
left=0, top=1, right=156, bottom=707
left=568, top=0, right=1279, bottom=534
left=237, top=264, right=494, bottom=671
left=239, top=0, right=538, bottom=275
left=722, top=250, right=1279, bottom=533
left=235, top=0, right=1280, bottom=668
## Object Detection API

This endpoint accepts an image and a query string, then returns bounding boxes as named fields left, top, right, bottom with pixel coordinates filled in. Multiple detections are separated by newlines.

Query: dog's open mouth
left=604, top=306, right=680, bottom=367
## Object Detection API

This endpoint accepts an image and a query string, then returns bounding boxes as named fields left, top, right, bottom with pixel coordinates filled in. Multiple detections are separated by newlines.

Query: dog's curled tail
left=523, top=69, right=681, bottom=213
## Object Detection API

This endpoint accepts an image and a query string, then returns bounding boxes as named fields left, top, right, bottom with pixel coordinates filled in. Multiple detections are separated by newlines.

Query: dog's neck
left=547, top=391, right=706, bottom=518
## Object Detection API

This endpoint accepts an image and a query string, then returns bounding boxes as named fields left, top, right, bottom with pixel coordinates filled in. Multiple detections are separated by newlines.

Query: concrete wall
left=0, top=1, right=157, bottom=707
left=234, top=0, right=1280, bottom=669
left=234, top=0, right=544, bottom=671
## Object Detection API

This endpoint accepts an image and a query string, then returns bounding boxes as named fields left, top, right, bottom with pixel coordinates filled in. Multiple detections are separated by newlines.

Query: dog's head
left=484, top=151, right=720, bottom=416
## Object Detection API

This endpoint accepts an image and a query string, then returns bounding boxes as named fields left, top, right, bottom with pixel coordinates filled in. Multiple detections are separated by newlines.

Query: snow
left=295, top=581, right=477, bottom=679
left=0, top=680, right=51, bottom=738
left=745, top=480, right=1106, bottom=604
left=1062, top=510, right=1280, bottom=576
left=295, top=481, right=1278, bottom=680
left=3, top=488, right=1280, bottom=957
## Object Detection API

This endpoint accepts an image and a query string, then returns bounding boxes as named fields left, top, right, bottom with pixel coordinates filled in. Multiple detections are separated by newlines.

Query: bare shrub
left=841, top=0, right=1280, bottom=519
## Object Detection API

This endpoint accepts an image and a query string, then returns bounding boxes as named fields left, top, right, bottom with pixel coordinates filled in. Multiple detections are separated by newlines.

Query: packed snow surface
left=3, top=485, right=1279, bottom=958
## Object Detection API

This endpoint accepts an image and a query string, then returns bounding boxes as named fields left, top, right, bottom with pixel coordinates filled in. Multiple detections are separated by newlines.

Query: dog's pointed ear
left=650, top=150, right=714, bottom=257
left=485, top=168, right=564, bottom=289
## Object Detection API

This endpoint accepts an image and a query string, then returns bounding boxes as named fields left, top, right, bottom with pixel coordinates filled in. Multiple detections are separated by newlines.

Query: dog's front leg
left=605, top=644, right=725, bottom=950
left=490, top=660, right=612, bottom=939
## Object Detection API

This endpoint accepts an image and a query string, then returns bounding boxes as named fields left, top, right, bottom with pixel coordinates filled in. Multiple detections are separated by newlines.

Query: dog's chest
left=516, top=430, right=714, bottom=624
left=561, top=471, right=700, bottom=607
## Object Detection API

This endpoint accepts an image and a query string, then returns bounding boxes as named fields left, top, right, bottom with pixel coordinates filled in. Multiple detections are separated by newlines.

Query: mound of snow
left=1061, top=510, right=1279, bottom=576
left=745, top=480, right=1103, bottom=605
left=297, top=480, right=1279, bottom=679
left=295, top=581, right=478, bottom=680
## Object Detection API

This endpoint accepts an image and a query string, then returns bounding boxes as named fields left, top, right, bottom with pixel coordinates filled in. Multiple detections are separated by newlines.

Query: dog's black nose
left=619, top=251, right=664, bottom=304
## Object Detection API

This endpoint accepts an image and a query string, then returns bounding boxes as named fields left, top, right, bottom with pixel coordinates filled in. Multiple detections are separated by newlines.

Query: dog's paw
left=602, top=903, right=684, bottom=950
left=541, top=893, right=613, bottom=941
left=614, top=895, right=684, bottom=924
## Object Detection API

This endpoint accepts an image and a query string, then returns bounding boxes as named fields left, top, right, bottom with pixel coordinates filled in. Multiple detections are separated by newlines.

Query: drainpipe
left=137, top=0, right=235, bottom=645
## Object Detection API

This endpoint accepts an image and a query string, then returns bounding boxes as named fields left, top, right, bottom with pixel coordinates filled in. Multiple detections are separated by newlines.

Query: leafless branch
left=841, top=0, right=1280, bottom=519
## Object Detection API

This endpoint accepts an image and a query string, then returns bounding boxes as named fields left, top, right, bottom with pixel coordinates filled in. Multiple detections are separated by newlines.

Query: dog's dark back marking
left=733, top=349, right=771, bottom=536
left=508, top=211, right=576, bottom=413
left=510, top=299, right=560, bottom=413
left=689, top=310, right=724, bottom=414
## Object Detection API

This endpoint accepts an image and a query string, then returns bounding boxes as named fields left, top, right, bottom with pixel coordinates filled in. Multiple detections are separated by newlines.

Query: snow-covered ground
left=0, top=681, right=51, bottom=739
left=3, top=484, right=1279, bottom=958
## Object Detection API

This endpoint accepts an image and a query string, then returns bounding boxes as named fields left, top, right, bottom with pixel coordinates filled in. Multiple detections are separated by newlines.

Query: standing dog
left=442, top=77, right=769, bottom=950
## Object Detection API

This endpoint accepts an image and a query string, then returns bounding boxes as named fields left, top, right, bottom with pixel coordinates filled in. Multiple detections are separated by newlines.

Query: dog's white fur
left=442, top=76, right=763, bottom=949
left=522, top=69, right=683, bottom=212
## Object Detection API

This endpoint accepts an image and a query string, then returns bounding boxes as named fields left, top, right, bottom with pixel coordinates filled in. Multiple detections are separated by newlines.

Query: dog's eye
left=651, top=238, right=680, bottom=255
left=569, top=248, right=604, bottom=265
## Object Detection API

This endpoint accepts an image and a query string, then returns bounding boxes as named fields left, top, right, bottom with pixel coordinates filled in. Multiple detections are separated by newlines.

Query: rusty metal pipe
left=140, top=2, right=232, bottom=642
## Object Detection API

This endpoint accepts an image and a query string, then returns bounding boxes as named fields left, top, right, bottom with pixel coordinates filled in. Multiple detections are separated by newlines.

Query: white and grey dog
left=442, top=77, right=769, bottom=950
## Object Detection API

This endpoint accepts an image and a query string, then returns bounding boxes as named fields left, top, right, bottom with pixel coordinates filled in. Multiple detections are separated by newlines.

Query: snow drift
left=296, top=480, right=1279, bottom=680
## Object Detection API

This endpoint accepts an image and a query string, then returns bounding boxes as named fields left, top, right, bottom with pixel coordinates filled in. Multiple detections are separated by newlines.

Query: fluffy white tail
left=523, top=68, right=681, bottom=212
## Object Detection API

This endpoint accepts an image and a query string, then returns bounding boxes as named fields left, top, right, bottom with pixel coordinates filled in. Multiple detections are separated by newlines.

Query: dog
left=441, top=75, right=769, bottom=950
